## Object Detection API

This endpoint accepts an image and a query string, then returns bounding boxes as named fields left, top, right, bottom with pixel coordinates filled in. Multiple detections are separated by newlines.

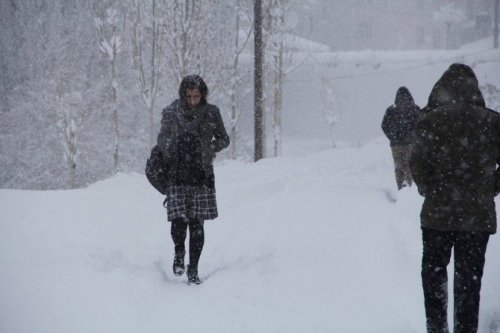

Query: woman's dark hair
left=178, top=75, right=208, bottom=105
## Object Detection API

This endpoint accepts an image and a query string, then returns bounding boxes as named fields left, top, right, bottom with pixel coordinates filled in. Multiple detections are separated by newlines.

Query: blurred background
left=1, top=0, right=499, bottom=189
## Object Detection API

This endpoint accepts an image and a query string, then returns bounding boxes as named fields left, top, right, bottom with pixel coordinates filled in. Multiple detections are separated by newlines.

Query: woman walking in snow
left=156, top=75, right=230, bottom=284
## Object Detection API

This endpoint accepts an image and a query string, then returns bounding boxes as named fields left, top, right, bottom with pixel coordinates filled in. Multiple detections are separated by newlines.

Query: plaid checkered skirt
left=164, top=185, right=218, bottom=221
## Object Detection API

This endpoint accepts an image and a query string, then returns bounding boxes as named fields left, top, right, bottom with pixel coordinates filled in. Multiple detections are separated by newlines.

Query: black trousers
left=171, top=218, right=205, bottom=267
left=421, top=227, right=489, bottom=333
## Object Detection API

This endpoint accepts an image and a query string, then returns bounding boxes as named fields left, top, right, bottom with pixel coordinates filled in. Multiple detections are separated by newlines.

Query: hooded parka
left=382, top=87, right=421, bottom=146
left=410, top=64, right=500, bottom=234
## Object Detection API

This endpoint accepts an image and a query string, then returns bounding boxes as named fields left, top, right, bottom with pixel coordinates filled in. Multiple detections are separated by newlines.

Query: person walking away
left=410, top=63, right=500, bottom=333
left=382, top=87, right=422, bottom=189
left=156, top=75, right=230, bottom=284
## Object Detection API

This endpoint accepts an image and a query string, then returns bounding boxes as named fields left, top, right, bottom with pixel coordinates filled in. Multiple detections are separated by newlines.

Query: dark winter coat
left=156, top=99, right=230, bottom=188
left=410, top=63, right=500, bottom=234
left=381, top=87, right=421, bottom=146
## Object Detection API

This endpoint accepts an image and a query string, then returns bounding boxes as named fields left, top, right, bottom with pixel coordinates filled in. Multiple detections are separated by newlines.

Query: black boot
left=172, top=251, right=185, bottom=276
left=187, top=265, right=201, bottom=285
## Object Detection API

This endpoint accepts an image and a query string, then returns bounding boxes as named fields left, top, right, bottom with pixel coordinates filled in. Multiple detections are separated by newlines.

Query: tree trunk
left=148, top=105, right=155, bottom=147
left=130, top=0, right=162, bottom=148
left=111, top=48, right=119, bottom=173
left=229, top=0, right=241, bottom=159
left=273, top=42, right=284, bottom=157
left=330, top=123, right=337, bottom=149
left=149, top=0, right=157, bottom=146
left=254, top=0, right=265, bottom=161
left=495, top=0, right=499, bottom=49
left=69, top=149, right=76, bottom=189
left=230, top=125, right=237, bottom=158
left=55, top=81, right=79, bottom=189
left=446, top=22, right=451, bottom=50
left=230, top=86, right=238, bottom=159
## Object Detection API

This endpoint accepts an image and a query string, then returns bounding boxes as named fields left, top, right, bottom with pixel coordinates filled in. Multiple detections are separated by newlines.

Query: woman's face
left=185, top=88, right=202, bottom=109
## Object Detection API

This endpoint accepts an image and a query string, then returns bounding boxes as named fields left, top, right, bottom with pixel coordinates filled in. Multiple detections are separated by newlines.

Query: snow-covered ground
left=1, top=138, right=499, bottom=333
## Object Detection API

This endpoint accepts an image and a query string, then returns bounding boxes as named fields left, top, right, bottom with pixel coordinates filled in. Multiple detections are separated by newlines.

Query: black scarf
left=174, top=102, right=208, bottom=186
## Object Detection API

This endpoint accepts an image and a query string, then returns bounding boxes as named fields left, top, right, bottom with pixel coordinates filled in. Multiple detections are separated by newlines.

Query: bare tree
left=495, top=0, right=499, bottom=49
left=268, top=0, right=285, bottom=157
left=224, top=0, right=253, bottom=159
left=265, top=0, right=300, bottom=157
left=254, top=0, right=265, bottom=161
left=319, top=76, right=340, bottom=148
left=93, top=3, right=125, bottom=173
left=162, top=0, right=229, bottom=94
left=130, top=0, right=165, bottom=147
left=54, top=79, right=92, bottom=188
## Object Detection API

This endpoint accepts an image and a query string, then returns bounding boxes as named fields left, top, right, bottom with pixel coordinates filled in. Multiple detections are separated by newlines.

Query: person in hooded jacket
left=156, top=75, right=230, bottom=285
left=410, top=63, right=500, bottom=333
left=382, top=87, right=422, bottom=189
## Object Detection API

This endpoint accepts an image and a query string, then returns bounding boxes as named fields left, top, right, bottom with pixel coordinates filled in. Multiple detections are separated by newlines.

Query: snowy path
left=1, top=139, right=499, bottom=333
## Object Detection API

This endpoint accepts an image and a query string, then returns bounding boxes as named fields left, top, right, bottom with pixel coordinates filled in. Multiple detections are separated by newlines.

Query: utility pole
left=495, top=0, right=499, bottom=48
left=254, top=0, right=265, bottom=161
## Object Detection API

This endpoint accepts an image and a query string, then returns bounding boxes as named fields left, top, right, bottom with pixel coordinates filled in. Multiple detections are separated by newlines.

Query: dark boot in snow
left=173, top=253, right=185, bottom=276
left=187, top=265, right=201, bottom=285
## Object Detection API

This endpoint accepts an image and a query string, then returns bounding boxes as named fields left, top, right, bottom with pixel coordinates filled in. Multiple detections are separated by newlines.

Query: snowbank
left=1, top=138, right=499, bottom=333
